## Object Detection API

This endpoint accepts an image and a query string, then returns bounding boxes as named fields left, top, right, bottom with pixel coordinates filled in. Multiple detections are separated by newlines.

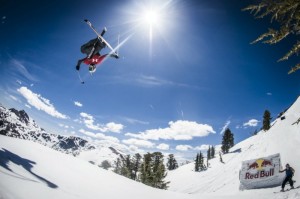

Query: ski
left=84, top=19, right=118, bottom=56
left=274, top=185, right=300, bottom=193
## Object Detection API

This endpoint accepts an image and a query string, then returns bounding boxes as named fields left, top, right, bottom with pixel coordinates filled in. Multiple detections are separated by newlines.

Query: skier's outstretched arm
left=279, top=169, right=286, bottom=173
left=76, top=58, right=85, bottom=70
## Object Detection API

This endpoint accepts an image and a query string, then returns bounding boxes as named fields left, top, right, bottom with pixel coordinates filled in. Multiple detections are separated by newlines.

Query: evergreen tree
left=114, top=157, right=122, bottom=174
left=253, top=129, right=258, bottom=136
left=140, top=153, right=152, bottom=186
left=194, top=153, right=200, bottom=172
left=100, top=160, right=111, bottom=170
left=243, top=0, right=300, bottom=74
left=199, top=152, right=206, bottom=171
left=132, top=153, right=142, bottom=181
left=207, top=146, right=211, bottom=160
left=166, top=154, right=178, bottom=170
left=211, top=146, right=215, bottom=158
left=140, top=152, right=169, bottom=189
left=152, top=152, right=169, bottom=189
left=195, top=152, right=206, bottom=171
left=263, top=110, right=272, bottom=131
left=221, top=128, right=234, bottom=154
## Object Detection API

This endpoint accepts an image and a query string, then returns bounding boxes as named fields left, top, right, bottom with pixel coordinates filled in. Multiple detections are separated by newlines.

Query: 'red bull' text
left=245, top=168, right=274, bottom=179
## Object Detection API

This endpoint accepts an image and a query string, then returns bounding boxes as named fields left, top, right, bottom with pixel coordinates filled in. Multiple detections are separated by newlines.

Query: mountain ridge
left=0, top=104, right=123, bottom=166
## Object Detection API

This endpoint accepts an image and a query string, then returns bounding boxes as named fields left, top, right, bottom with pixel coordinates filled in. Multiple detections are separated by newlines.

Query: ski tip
left=84, top=19, right=88, bottom=22
left=104, top=27, right=107, bottom=32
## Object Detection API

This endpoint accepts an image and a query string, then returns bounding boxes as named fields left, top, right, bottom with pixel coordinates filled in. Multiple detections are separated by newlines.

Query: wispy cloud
left=126, top=120, right=215, bottom=141
left=243, top=119, right=259, bottom=127
left=220, top=120, right=231, bottom=134
left=74, top=101, right=83, bottom=107
left=136, top=75, right=192, bottom=88
left=137, top=75, right=171, bottom=86
left=25, top=104, right=31, bottom=109
left=123, top=117, right=149, bottom=125
left=80, top=112, right=124, bottom=133
left=9, top=95, right=20, bottom=102
left=266, top=92, right=272, bottom=96
left=58, top=123, right=69, bottom=129
left=12, top=59, right=38, bottom=82
left=79, top=129, right=119, bottom=143
left=17, top=86, right=68, bottom=119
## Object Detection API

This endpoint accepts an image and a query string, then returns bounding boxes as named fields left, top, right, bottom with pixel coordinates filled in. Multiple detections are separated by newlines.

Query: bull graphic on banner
left=239, top=153, right=284, bottom=190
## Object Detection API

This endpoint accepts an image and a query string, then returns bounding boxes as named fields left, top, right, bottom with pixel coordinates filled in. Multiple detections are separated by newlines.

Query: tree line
left=113, top=152, right=178, bottom=189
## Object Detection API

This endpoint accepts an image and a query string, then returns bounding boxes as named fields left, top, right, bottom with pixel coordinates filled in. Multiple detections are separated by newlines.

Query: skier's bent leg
left=282, top=177, right=289, bottom=190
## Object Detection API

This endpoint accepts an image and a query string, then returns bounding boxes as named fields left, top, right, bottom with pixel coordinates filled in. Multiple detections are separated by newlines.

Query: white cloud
left=80, top=112, right=124, bottom=133
left=125, top=120, right=215, bottom=141
left=122, top=138, right=155, bottom=148
left=220, top=120, right=231, bottom=134
left=176, top=145, right=193, bottom=151
left=243, top=119, right=259, bottom=127
left=157, top=143, right=170, bottom=150
left=194, top=144, right=209, bottom=151
left=17, top=86, right=68, bottom=119
left=128, top=145, right=139, bottom=152
left=79, top=129, right=119, bottom=143
left=74, top=101, right=83, bottom=107
left=266, top=92, right=272, bottom=96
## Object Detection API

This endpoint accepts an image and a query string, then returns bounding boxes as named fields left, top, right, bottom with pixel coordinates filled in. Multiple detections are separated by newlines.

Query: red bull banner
left=239, top=153, right=283, bottom=190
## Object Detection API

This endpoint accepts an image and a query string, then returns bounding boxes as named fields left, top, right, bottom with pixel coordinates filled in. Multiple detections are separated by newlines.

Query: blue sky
left=0, top=0, right=299, bottom=161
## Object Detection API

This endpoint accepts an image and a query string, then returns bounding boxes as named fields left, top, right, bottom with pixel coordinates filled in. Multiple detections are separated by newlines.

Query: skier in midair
left=76, top=28, right=118, bottom=73
left=279, top=163, right=295, bottom=192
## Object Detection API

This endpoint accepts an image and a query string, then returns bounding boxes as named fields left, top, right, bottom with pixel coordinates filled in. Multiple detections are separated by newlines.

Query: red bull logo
left=245, top=168, right=275, bottom=179
left=245, top=158, right=275, bottom=180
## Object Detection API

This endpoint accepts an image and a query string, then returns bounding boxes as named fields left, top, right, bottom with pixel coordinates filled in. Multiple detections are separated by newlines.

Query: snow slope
left=167, top=96, right=300, bottom=197
left=0, top=135, right=191, bottom=199
left=0, top=97, right=299, bottom=199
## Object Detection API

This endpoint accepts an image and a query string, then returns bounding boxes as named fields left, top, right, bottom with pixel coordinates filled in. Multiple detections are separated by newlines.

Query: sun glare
left=129, top=0, right=176, bottom=58
left=144, top=10, right=159, bottom=25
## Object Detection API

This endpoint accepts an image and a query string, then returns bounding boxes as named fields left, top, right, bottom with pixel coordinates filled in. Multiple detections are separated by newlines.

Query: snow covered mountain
left=0, top=104, right=124, bottom=166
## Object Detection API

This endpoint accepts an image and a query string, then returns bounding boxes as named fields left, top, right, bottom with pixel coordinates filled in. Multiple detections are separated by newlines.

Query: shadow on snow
left=0, top=148, right=58, bottom=189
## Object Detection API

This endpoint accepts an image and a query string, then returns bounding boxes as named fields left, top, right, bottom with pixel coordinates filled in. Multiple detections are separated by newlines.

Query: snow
left=0, top=96, right=300, bottom=199
left=166, top=96, right=300, bottom=198
left=0, top=136, right=189, bottom=199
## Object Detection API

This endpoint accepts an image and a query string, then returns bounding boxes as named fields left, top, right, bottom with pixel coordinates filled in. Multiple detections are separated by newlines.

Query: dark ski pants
left=282, top=176, right=293, bottom=189
left=81, top=38, right=100, bottom=56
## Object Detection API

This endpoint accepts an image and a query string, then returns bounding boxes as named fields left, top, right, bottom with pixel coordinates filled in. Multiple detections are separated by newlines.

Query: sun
left=144, top=10, right=159, bottom=26
left=128, top=0, right=176, bottom=57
